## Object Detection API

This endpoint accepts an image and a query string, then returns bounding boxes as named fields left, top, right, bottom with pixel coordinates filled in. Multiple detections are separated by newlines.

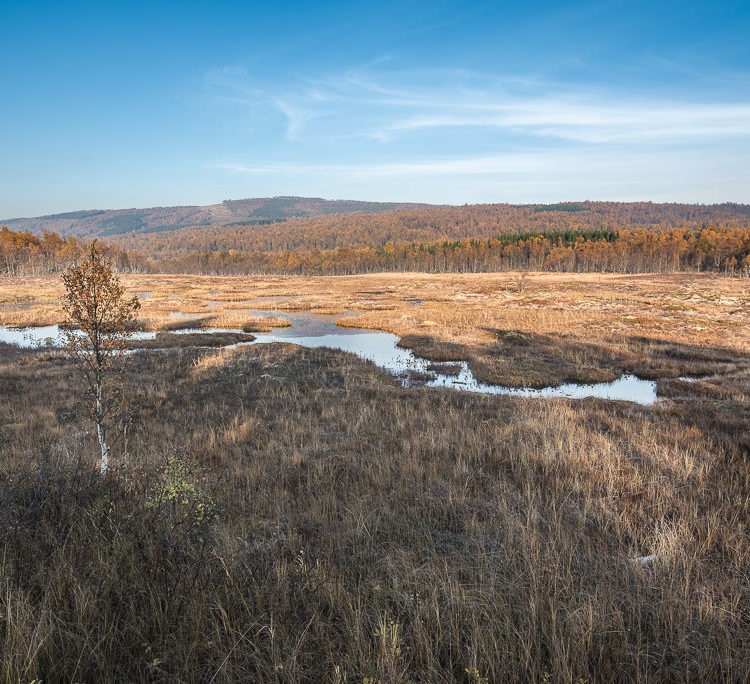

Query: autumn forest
left=2, top=200, right=749, bottom=276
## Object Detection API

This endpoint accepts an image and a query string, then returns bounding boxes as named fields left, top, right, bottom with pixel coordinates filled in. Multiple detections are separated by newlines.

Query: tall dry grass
left=0, top=336, right=747, bottom=681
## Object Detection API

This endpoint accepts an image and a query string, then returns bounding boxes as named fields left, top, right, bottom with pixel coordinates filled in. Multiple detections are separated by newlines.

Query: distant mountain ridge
left=1, top=196, right=440, bottom=238
left=5, top=198, right=750, bottom=260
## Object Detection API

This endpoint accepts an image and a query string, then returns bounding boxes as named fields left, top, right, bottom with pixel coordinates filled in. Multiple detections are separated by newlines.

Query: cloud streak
left=210, top=143, right=740, bottom=180
left=374, top=102, right=750, bottom=143
left=201, top=61, right=750, bottom=204
left=206, top=144, right=750, bottom=204
left=208, top=64, right=750, bottom=145
left=211, top=154, right=550, bottom=177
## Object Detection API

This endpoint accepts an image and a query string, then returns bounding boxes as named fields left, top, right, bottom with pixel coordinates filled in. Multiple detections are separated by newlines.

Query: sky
left=2, top=0, right=750, bottom=216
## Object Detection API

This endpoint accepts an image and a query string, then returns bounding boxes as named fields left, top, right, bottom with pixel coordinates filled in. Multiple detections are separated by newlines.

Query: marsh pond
left=0, top=310, right=659, bottom=405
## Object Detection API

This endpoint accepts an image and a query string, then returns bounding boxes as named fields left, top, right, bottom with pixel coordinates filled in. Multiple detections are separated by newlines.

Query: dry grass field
left=2, top=271, right=748, bottom=378
left=0, top=271, right=748, bottom=681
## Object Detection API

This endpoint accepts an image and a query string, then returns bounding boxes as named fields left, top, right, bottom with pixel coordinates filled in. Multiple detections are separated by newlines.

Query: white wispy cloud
left=204, top=66, right=324, bottom=140
left=208, top=141, right=750, bottom=204
left=269, top=98, right=323, bottom=140
left=208, top=148, right=655, bottom=179
left=210, top=155, right=543, bottom=177
left=374, top=102, right=750, bottom=142
left=201, top=62, right=750, bottom=205
left=206, top=63, right=750, bottom=145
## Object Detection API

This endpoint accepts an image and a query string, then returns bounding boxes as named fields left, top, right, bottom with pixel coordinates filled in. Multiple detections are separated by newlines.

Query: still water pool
left=0, top=311, right=658, bottom=404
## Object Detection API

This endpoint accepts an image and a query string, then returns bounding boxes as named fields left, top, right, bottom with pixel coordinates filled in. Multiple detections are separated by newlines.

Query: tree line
left=150, top=227, right=750, bottom=276
left=106, top=201, right=750, bottom=257
left=0, top=226, right=144, bottom=276
left=2, top=224, right=748, bottom=277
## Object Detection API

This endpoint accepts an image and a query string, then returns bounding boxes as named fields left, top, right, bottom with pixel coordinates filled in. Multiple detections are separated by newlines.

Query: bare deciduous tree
left=62, top=240, right=140, bottom=473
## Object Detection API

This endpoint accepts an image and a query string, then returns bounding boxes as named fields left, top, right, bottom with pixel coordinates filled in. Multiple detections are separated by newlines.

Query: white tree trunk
left=96, top=389, right=109, bottom=474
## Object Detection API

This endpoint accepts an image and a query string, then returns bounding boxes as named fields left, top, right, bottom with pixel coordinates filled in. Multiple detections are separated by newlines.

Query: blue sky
left=2, top=0, right=750, bottom=216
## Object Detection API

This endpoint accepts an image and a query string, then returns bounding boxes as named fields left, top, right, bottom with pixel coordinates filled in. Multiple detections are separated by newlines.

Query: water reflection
left=0, top=314, right=659, bottom=404
left=245, top=324, right=658, bottom=404
left=0, top=325, right=162, bottom=348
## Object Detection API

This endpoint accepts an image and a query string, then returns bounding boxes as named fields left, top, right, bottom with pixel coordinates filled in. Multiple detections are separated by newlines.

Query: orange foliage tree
left=62, top=241, right=140, bottom=473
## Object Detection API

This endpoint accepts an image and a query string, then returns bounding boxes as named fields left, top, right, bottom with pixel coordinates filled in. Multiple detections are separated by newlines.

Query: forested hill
left=0, top=196, right=438, bottom=238
left=110, top=201, right=750, bottom=258
left=4, top=199, right=750, bottom=260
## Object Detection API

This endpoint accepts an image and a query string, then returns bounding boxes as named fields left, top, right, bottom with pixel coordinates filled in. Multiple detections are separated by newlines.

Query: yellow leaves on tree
left=62, top=240, right=140, bottom=473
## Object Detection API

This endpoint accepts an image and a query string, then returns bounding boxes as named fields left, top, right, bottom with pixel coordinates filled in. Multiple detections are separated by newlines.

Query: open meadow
left=0, top=271, right=748, bottom=681
left=5, top=0, right=750, bottom=679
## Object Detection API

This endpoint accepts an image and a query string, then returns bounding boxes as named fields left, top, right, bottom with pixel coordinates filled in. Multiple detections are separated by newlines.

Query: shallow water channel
left=0, top=311, right=659, bottom=404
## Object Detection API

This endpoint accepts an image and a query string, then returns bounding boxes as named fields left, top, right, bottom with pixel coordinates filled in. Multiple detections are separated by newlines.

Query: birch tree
left=62, top=240, right=140, bottom=473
